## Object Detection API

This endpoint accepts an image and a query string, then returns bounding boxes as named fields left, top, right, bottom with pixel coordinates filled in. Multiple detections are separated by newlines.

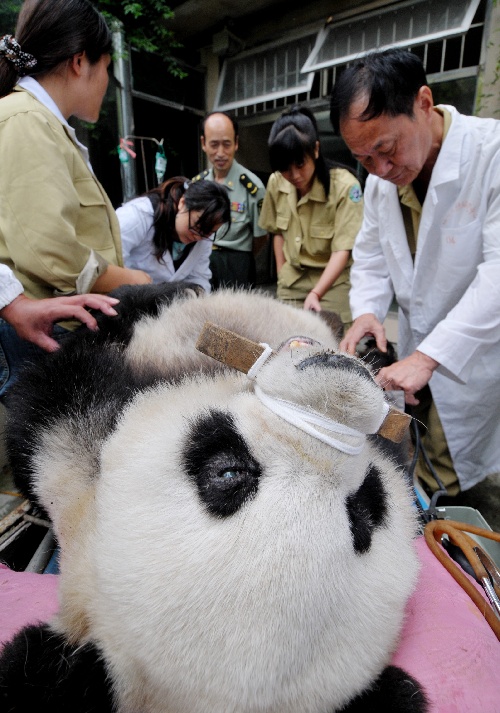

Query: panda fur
left=0, top=284, right=427, bottom=713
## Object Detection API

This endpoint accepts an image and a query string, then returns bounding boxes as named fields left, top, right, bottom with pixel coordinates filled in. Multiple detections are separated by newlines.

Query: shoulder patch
left=191, top=169, right=210, bottom=182
left=240, top=173, right=259, bottom=195
left=348, top=184, right=362, bottom=203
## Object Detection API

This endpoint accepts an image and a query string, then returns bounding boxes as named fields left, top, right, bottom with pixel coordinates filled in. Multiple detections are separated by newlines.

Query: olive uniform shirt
left=194, top=159, right=267, bottom=252
left=259, top=168, right=363, bottom=321
left=398, top=107, right=452, bottom=258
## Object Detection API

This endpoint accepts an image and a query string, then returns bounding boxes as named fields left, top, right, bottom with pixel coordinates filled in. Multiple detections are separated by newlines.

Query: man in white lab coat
left=330, top=48, right=500, bottom=494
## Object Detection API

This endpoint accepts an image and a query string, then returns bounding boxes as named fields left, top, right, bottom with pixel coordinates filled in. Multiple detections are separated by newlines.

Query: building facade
left=161, top=0, right=499, bottom=180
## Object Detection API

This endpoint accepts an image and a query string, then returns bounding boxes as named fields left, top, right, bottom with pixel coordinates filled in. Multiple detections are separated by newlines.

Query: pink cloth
left=1, top=539, right=499, bottom=711
left=391, top=537, right=500, bottom=712
left=0, top=563, right=59, bottom=647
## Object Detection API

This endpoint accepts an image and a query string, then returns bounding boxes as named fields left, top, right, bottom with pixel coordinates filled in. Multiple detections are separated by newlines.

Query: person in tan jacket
left=0, top=0, right=152, bottom=397
left=259, top=105, right=363, bottom=331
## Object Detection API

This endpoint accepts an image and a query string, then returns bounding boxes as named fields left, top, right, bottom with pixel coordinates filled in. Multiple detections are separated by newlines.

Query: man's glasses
left=188, top=212, right=217, bottom=241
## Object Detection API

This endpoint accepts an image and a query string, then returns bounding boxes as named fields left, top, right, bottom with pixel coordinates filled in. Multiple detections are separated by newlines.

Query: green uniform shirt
left=196, top=160, right=267, bottom=252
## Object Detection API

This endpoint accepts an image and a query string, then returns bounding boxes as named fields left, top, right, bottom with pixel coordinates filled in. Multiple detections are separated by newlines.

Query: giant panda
left=0, top=283, right=427, bottom=713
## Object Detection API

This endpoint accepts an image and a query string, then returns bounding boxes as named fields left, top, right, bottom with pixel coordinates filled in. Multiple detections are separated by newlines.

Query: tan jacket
left=0, top=87, right=122, bottom=300
left=259, top=168, right=363, bottom=288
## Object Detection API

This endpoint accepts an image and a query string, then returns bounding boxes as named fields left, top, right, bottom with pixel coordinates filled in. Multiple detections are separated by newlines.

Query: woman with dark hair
left=0, top=0, right=151, bottom=398
left=117, top=178, right=230, bottom=292
left=259, top=105, right=364, bottom=331
left=0, top=0, right=151, bottom=299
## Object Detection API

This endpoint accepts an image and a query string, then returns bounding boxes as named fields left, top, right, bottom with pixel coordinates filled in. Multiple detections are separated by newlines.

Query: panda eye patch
left=182, top=409, right=262, bottom=517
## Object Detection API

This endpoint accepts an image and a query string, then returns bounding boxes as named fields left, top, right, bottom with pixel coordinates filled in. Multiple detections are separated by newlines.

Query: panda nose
left=297, top=353, right=374, bottom=381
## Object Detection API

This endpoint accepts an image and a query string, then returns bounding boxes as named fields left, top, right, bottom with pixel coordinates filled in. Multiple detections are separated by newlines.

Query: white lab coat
left=117, top=196, right=212, bottom=292
left=350, top=105, right=500, bottom=491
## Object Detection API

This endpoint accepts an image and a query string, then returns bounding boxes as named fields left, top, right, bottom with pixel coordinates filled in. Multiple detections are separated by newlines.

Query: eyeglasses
left=188, top=211, right=217, bottom=241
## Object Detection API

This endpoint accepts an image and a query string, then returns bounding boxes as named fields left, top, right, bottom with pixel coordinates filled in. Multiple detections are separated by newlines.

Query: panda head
left=253, top=335, right=389, bottom=443
left=81, top=334, right=416, bottom=713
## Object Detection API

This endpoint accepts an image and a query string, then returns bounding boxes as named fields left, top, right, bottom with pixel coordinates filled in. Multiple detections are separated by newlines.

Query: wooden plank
left=378, top=408, right=412, bottom=443
left=196, top=321, right=268, bottom=373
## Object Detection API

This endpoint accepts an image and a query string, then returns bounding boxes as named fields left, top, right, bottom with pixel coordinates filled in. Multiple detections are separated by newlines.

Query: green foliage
left=95, top=0, right=186, bottom=77
left=1, top=1, right=184, bottom=78
left=0, top=0, right=22, bottom=34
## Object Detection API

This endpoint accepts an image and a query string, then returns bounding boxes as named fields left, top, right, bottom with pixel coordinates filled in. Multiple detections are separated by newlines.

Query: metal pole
left=111, top=20, right=137, bottom=203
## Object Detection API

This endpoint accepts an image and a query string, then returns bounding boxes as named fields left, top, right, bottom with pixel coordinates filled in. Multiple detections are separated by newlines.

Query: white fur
left=32, top=290, right=419, bottom=712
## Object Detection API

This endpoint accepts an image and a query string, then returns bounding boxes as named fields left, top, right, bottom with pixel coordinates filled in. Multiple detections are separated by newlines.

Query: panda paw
left=0, top=624, right=114, bottom=712
left=339, top=665, right=428, bottom=713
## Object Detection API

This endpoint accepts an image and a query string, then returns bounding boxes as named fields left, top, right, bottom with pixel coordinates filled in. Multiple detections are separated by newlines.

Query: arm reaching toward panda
left=0, top=293, right=120, bottom=352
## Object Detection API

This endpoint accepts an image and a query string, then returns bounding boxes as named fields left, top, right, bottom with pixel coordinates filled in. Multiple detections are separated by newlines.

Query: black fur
left=356, top=338, right=413, bottom=477
left=81, top=281, right=203, bottom=343
left=0, top=624, right=114, bottom=713
left=5, top=282, right=199, bottom=507
left=346, top=464, right=388, bottom=554
left=356, top=337, right=398, bottom=374
left=6, top=340, right=141, bottom=507
left=182, top=409, right=262, bottom=516
left=297, top=353, right=373, bottom=381
left=340, top=665, right=428, bottom=712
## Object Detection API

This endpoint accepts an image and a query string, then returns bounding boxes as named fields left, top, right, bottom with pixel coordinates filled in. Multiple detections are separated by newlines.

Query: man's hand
left=339, top=313, right=387, bottom=355
left=0, top=294, right=119, bottom=352
left=376, top=351, right=439, bottom=405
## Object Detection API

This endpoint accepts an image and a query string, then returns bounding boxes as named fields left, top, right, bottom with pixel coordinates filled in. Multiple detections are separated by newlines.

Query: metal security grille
left=220, top=0, right=485, bottom=118
left=215, top=34, right=316, bottom=111
left=302, top=0, right=482, bottom=72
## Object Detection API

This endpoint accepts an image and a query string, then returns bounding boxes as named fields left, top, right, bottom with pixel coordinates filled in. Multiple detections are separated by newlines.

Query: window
left=301, top=0, right=482, bottom=73
left=214, top=34, right=316, bottom=111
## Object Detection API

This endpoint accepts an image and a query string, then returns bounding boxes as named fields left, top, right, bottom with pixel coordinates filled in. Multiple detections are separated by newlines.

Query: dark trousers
left=0, top=320, right=70, bottom=404
left=210, top=248, right=256, bottom=290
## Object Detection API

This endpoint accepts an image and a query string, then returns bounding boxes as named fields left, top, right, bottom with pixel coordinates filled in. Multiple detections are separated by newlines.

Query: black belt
left=212, top=244, right=243, bottom=252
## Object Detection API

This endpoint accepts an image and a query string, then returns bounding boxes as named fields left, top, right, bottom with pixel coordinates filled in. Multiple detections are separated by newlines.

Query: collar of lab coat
left=426, top=105, right=463, bottom=201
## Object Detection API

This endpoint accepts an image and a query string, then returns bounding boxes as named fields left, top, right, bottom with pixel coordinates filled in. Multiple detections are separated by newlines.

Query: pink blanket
left=391, top=537, right=500, bottom=712
left=0, top=563, right=59, bottom=647
left=1, top=538, right=499, bottom=711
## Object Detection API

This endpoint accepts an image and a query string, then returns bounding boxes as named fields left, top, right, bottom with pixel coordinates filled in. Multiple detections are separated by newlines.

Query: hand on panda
left=0, top=293, right=120, bottom=352
left=376, top=350, right=439, bottom=405
left=340, top=312, right=387, bottom=355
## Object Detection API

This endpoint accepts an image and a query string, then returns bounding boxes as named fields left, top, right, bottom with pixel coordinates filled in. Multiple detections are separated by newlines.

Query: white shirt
left=117, top=196, right=212, bottom=292
left=0, top=264, right=23, bottom=310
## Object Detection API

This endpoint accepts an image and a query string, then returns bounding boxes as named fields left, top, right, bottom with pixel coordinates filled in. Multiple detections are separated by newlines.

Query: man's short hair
left=202, top=111, right=239, bottom=140
left=329, top=49, right=428, bottom=135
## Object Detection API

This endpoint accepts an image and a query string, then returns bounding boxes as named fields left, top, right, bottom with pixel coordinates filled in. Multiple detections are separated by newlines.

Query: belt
left=212, top=245, right=243, bottom=252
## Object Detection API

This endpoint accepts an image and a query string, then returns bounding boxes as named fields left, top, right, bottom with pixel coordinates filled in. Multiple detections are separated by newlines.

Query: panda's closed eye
left=182, top=409, right=262, bottom=517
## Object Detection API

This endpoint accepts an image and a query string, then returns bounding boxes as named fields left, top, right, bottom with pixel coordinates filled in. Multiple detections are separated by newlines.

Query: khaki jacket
left=259, top=168, right=363, bottom=288
left=0, top=87, right=122, bottom=300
